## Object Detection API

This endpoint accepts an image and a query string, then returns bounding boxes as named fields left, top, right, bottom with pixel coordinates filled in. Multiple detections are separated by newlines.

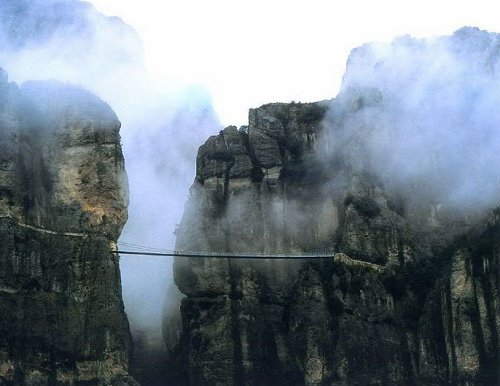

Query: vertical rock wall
left=173, top=101, right=416, bottom=385
left=173, top=97, right=499, bottom=385
left=0, top=70, right=136, bottom=385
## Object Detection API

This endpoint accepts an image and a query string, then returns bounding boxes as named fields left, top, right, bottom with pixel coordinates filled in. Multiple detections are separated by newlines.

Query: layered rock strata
left=0, top=69, right=135, bottom=385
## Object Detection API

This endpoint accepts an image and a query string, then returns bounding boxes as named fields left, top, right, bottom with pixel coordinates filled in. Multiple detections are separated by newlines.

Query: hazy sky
left=88, top=0, right=499, bottom=125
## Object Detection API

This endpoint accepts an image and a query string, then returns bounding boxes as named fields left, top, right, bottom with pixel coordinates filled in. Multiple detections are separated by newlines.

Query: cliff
left=0, top=69, right=136, bottom=385
left=173, top=28, right=500, bottom=385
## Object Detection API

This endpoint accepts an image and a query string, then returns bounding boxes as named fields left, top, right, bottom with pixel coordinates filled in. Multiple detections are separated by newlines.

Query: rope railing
left=1, top=215, right=337, bottom=260
left=113, top=242, right=336, bottom=259
left=113, top=250, right=335, bottom=259
left=113, top=248, right=384, bottom=271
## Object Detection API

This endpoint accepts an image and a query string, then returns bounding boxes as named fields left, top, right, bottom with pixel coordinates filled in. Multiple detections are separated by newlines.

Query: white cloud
left=88, top=0, right=499, bottom=125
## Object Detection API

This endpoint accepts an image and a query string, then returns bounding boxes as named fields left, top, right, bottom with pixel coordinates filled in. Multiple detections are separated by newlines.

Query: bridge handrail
left=113, top=250, right=336, bottom=259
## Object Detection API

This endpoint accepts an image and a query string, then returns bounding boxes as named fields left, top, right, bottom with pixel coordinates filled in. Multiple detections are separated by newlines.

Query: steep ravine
left=0, top=69, right=136, bottom=385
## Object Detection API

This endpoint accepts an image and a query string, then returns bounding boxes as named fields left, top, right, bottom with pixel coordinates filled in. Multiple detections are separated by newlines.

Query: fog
left=88, top=0, right=500, bottom=126
left=0, top=0, right=220, bottom=338
left=2, top=0, right=499, bottom=357
left=327, top=27, right=500, bottom=214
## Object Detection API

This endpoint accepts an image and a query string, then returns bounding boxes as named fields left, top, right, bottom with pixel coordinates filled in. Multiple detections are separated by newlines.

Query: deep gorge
left=0, top=5, right=498, bottom=385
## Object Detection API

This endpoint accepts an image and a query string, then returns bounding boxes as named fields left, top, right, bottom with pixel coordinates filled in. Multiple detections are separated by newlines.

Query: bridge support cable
left=113, top=240, right=336, bottom=259
left=112, top=250, right=335, bottom=259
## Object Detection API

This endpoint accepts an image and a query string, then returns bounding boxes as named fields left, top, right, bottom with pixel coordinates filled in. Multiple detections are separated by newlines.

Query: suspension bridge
left=0, top=215, right=336, bottom=260
left=113, top=241, right=337, bottom=259
left=112, top=242, right=384, bottom=272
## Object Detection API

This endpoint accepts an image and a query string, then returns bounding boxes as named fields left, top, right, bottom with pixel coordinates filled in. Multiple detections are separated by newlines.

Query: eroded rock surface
left=173, top=102, right=417, bottom=386
left=174, top=108, right=499, bottom=386
left=0, top=69, right=136, bottom=385
left=173, top=28, right=499, bottom=386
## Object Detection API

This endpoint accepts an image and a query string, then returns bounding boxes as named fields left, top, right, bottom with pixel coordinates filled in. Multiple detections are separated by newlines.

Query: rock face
left=174, top=29, right=500, bottom=386
left=173, top=103, right=414, bottom=386
left=0, top=69, right=135, bottom=385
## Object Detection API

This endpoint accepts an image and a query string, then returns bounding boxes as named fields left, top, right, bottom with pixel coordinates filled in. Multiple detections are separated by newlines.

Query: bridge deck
left=113, top=250, right=335, bottom=259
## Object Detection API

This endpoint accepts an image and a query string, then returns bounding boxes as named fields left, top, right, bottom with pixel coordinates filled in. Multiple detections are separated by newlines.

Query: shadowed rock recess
left=0, top=69, right=136, bottom=385
left=173, top=30, right=499, bottom=386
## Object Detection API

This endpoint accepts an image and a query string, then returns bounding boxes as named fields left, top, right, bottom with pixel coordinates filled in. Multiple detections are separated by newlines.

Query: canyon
left=0, top=16, right=498, bottom=386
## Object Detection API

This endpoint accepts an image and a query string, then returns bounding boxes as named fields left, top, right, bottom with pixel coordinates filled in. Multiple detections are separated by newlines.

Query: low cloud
left=326, top=27, right=500, bottom=214
left=0, top=0, right=220, bottom=336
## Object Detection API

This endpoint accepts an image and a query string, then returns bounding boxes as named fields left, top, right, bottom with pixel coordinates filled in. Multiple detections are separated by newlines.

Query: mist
left=0, top=0, right=220, bottom=341
left=175, top=27, right=500, bottom=268
left=2, top=0, right=500, bottom=365
left=326, top=27, right=500, bottom=215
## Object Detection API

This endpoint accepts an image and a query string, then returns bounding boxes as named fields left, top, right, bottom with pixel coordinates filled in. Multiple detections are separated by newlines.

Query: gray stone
left=0, top=69, right=135, bottom=385
left=173, top=97, right=499, bottom=386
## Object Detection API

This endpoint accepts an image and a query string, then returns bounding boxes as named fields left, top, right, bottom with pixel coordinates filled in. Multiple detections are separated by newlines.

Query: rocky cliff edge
left=0, top=68, right=136, bottom=385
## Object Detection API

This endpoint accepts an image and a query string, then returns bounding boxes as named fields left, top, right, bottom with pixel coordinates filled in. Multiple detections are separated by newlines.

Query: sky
left=87, top=0, right=500, bottom=126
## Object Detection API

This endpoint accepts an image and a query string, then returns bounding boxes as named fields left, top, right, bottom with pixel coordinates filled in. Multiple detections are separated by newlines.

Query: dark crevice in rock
left=238, top=128, right=264, bottom=184
left=228, top=261, right=244, bottom=385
